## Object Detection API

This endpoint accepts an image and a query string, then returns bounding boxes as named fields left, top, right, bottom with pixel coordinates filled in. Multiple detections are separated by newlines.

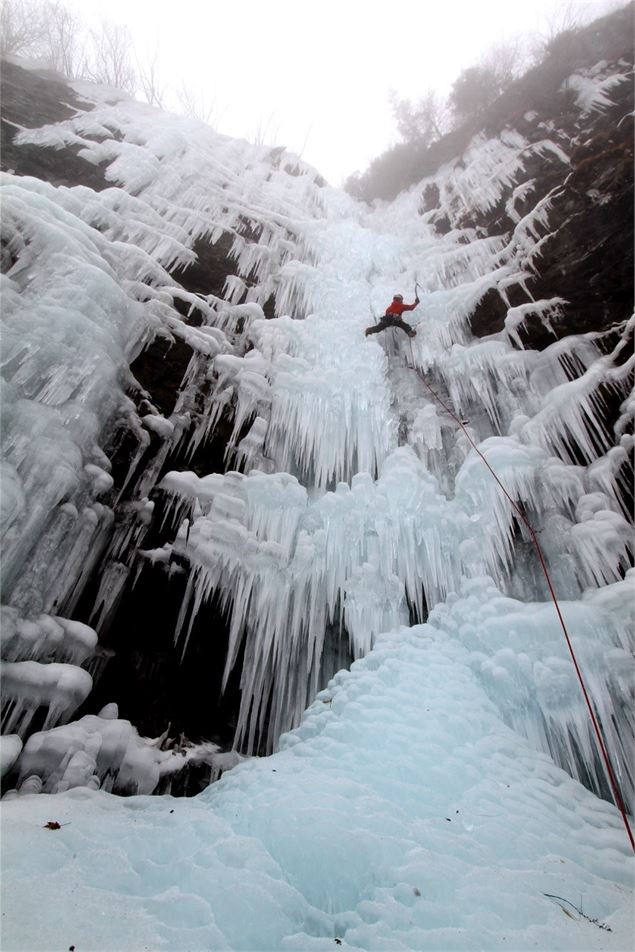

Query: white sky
left=72, top=0, right=621, bottom=185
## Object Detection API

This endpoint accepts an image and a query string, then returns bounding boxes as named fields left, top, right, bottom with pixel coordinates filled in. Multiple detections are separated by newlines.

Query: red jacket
left=385, top=298, right=418, bottom=316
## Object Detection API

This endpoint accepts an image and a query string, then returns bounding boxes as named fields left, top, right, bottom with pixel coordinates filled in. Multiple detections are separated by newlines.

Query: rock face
left=0, top=60, right=109, bottom=190
left=460, top=72, right=634, bottom=347
left=0, top=6, right=632, bottom=802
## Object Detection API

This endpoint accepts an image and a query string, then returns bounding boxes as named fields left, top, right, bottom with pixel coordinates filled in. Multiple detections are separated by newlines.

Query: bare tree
left=0, top=0, right=82, bottom=76
left=521, top=0, right=586, bottom=62
left=531, top=0, right=624, bottom=58
left=447, top=32, right=536, bottom=124
left=83, top=20, right=137, bottom=94
left=0, top=0, right=48, bottom=58
left=449, top=65, right=503, bottom=122
left=42, top=0, right=81, bottom=76
left=175, top=84, right=218, bottom=123
left=543, top=0, right=585, bottom=42
left=479, top=35, right=530, bottom=88
left=137, top=45, right=166, bottom=109
left=389, top=89, right=449, bottom=146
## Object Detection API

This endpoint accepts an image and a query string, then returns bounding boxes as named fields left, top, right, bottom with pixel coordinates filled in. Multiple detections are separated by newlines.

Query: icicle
left=521, top=353, right=634, bottom=464
left=504, top=298, right=566, bottom=349
left=562, top=70, right=629, bottom=116
left=1, top=660, right=93, bottom=736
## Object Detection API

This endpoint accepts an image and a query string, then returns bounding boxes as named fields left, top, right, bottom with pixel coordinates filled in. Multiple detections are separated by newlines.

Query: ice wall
left=156, top=93, right=632, bottom=809
left=1, top=51, right=632, bottom=823
left=2, top=604, right=633, bottom=950
left=1, top=92, right=348, bottom=783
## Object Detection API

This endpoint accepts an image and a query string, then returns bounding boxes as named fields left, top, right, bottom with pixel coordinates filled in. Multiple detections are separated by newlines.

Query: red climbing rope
left=415, top=370, right=635, bottom=853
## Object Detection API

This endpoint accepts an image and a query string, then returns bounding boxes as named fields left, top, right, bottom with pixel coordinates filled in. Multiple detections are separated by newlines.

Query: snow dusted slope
left=1, top=34, right=634, bottom=951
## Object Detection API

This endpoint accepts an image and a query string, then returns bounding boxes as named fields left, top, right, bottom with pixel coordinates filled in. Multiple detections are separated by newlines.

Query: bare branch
left=175, top=84, right=219, bottom=124
left=42, top=0, right=81, bottom=76
left=0, top=0, right=48, bottom=58
left=137, top=45, right=165, bottom=109
left=83, top=20, right=137, bottom=94
left=389, top=89, right=449, bottom=146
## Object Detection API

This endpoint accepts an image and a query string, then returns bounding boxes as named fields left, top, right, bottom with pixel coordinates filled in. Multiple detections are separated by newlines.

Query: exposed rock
left=0, top=60, right=108, bottom=190
left=468, top=288, right=509, bottom=338
left=525, top=126, right=634, bottom=344
left=131, top=336, right=195, bottom=418
left=173, top=233, right=236, bottom=299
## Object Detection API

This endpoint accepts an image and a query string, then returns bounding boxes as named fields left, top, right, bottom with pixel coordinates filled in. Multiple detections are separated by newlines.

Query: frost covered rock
left=15, top=713, right=162, bottom=795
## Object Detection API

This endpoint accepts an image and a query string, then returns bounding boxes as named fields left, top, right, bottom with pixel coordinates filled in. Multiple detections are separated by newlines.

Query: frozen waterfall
left=1, top=43, right=633, bottom=952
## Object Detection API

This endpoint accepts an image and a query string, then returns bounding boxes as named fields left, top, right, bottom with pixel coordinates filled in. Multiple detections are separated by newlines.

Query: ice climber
left=365, top=293, right=419, bottom=338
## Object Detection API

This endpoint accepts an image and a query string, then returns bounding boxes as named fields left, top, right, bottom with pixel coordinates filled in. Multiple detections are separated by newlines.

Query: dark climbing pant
left=366, top=316, right=414, bottom=336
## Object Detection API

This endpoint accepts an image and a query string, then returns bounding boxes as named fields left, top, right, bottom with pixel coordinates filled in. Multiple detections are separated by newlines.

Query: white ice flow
left=1, top=55, right=633, bottom=950
left=2, top=598, right=633, bottom=950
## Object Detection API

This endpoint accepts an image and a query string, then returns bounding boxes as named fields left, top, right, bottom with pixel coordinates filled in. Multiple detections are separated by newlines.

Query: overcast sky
left=72, top=0, right=622, bottom=185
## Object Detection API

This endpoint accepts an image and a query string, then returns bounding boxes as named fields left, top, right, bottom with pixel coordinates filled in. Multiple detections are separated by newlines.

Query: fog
left=69, top=0, right=624, bottom=183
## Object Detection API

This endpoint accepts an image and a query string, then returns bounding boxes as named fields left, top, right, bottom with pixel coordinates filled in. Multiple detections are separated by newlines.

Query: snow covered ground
left=1, top=55, right=634, bottom=950
left=2, top=606, right=633, bottom=950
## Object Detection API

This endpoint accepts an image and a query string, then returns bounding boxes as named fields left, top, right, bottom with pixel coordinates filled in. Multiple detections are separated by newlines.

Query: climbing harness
left=413, top=370, right=635, bottom=853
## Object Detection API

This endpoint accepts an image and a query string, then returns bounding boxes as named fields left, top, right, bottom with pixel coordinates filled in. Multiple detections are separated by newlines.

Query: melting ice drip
left=0, top=60, right=633, bottom=809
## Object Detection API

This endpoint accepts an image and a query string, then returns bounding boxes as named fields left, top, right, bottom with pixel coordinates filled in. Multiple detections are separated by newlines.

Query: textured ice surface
left=1, top=56, right=634, bottom=948
left=2, top=608, right=633, bottom=950
left=5, top=61, right=634, bottom=777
